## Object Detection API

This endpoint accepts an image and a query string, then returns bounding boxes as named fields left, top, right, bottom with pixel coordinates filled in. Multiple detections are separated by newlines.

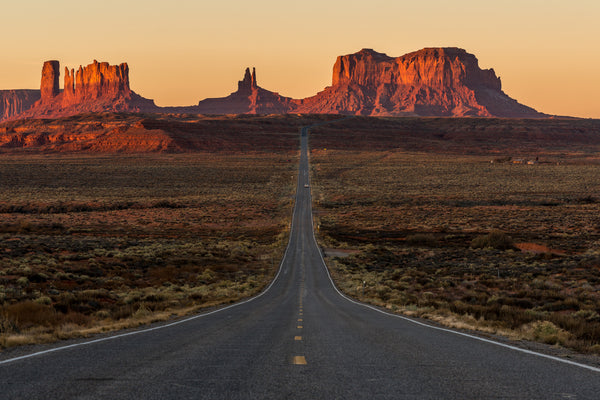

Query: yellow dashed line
left=298, top=318, right=303, bottom=322
left=293, top=356, right=307, bottom=365
left=295, top=336, right=302, bottom=341
left=297, top=325, right=303, bottom=329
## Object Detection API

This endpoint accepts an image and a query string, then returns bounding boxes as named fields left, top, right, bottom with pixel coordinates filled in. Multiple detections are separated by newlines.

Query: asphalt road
left=1, top=127, right=599, bottom=399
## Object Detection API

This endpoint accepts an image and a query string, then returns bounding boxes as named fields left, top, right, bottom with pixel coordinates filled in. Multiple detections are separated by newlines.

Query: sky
left=2, top=0, right=599, bottom=118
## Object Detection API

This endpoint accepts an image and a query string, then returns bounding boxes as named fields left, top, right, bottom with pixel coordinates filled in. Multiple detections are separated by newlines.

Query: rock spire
left=40, top=61, right=60, bottom=102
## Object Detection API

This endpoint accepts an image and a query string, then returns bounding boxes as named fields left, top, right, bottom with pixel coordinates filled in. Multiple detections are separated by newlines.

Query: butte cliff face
left=63, top=61, right=130, bottom=104
left=196, top=67, right=294, bottom=114
left=2, top=47, right=544, bottom=121
left=40, top=60, right=60, bottom=101
left=18, top=60, right=157, bottom=119
left=0, top=90, right=41, bottom=120
left=295, top=48, right=542, bottom=117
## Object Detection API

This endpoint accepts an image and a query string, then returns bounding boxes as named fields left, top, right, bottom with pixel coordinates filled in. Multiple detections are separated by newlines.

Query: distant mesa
left=62, top=60, right=131, bottom=104
left=294, top=48, right=541, bottom=117
left=0, top=90, right=40, bottom=121
left=15, top=59, right=158, bottom=120
left=0, top=47, right=545, bottom=121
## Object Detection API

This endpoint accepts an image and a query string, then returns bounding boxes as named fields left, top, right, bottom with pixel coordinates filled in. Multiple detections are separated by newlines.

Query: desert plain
left=1, top=113, right=599, bottom=358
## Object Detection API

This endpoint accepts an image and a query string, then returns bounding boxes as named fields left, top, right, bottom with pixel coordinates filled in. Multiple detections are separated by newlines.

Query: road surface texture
left=1, top=127, right=599, bottom=399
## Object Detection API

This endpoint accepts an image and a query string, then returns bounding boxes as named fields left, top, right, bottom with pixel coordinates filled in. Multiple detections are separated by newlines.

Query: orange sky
left=2, top=0, right=599, bottom=118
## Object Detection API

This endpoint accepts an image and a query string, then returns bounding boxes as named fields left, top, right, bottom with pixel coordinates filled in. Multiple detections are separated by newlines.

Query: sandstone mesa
left=295, top=48, right=539, bottom=117
left=0, top=47, right=544, bottom=121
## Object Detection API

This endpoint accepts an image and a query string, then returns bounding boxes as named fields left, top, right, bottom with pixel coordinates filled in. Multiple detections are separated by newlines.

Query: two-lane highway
left=1, top=127, right=599, bottom=399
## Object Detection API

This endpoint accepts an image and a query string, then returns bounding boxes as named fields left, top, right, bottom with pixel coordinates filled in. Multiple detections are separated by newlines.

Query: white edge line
left=0, top=139, right=305, bottom=367
left=303, top=128, right=600, bottom=375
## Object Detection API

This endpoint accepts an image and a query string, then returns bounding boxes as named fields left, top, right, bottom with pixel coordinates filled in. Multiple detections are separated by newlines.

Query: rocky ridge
left=2, top=48, right=545, bottom=121
left=17, top=60, right=157, bottom=120
left=294, top=48, right=540, bottom=117
left=0, top=90, right=41, bottom=120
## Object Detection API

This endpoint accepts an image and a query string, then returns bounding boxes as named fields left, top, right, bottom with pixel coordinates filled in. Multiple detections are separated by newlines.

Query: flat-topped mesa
left=40, top=60, right=60, bottom=102
left=12, top=59, right=157, bottom=120
left=63, top=60, right=131, bottom=104
left=0, top=90, right=41, bottom=120
left=400, top=47, right=501, bottom=90
left=332, top=48, right=393, bottom=86
left=296, top=47, right=538, bottom=117
left=332, top=47, right=501, bottom=91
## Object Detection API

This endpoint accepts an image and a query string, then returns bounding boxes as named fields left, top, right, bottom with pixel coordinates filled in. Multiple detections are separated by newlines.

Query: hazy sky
left=2, top=0, right=599, bottom=117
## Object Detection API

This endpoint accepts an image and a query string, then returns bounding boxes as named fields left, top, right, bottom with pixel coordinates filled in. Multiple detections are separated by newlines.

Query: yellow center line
left=297, top=325, right=303, bottom=329
left=298, top=318, right=303, bottom=322
left=293, top=356, right=307, bottom=365
left=294, top=336, right=302, bottom=341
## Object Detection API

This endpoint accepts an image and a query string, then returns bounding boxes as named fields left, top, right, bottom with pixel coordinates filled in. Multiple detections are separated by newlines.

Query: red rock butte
left=294, top=48, right=540, bottom=117
left=0, top=47, right=545, bottom=121
left=62, top=61, right=130, bottom=103
left=15, top=60, right=157, bottom=120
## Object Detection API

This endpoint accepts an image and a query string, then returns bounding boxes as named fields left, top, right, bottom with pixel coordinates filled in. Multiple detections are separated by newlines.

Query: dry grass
left=0, top=152, right=296, bottom=349
left=311, top=149, right=600, bottom=354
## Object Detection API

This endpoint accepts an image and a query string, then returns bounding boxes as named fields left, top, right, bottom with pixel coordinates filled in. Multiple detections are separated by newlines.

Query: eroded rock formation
left=197, top=67, right=293, bottom=114
left=237, top=67, right=258, bottom=94
left=18, top=60, right=157, bottom=119
left=0, top=90, right=41, bottom=120
left=63, top=60, right=130, bottom=105
left=2, top=47, right=544, bottom=121
left=40, top=61, right=60, bottom=102
left=295, top=48, right=541, bottom=117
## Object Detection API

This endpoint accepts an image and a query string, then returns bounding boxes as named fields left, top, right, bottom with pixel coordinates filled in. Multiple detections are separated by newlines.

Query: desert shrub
left=111, top=305, right=135, bottom=320
left=34, top=296, right=52, bottom=305
left=471, top=231, right=515, bottom=250
left=0, top=314, right=18, bottom=334
left=16, top=277, right=29, bottom=287
left=574, top=309, right=600, bottom=322
left=405, top=234, right=438, bottom=247
left=529, top=321, right=571, bottom=345
left=1, top=301, right=58, bottom=328
left=60, top=311, right=90, bottom=326
left=132, top=304, right=151, bottom=319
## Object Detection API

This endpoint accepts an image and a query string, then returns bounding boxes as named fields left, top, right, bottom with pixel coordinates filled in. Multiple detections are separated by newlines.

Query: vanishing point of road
left=1, top=127, right=599, bottom=399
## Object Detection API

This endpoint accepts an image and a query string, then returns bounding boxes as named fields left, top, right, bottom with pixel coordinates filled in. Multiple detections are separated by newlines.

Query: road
left=1, top=126, right=599, bottom=399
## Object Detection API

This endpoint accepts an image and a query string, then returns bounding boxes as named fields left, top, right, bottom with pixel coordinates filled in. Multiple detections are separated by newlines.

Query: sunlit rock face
left=62, top=60, right=130, bottom=104
left=40, top=61, right=60, bottom=102
left=17, top=60, right=158, bottom=120
left=294, top=48, right=542, bottom=117
left=2, top=48, right=543, bottom=119
left=196, top=48, right=540, bottom=117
